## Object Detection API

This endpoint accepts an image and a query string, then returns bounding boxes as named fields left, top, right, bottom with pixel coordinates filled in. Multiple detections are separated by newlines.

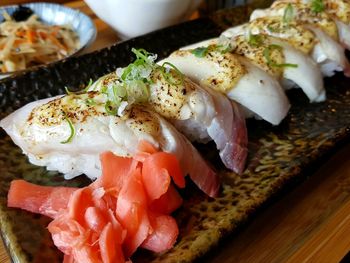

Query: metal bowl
left=0, top=2, right=97, bottom=78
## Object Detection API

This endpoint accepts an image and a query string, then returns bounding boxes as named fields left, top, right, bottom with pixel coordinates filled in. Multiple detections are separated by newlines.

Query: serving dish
left=0, top=4, right=350, bottom=263
left=0, top=2, right=96, bottom=78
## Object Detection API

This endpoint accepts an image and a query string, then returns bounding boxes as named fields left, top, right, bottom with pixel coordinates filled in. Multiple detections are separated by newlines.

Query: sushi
left=178, top=35, right=325, bottom=103
left=88, top=49, right=248, bottom=174
left=239, top=2, right=350, bottom=76
left=230, top=34, right=325, bottom=102
left=264, top=0, right=350, bottom=50
left=0, top=91, right=219, bottom=197
left=160, top=43, right=291, bottom=125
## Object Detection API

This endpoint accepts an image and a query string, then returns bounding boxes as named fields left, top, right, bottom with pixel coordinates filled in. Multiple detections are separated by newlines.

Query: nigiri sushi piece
left=251, top=1, right=339, bottom=40
left=0, top=92, right=219, bottom=197
left=182, top=35, right=324, bottom=102
left=230, top=16, right=350, bottom=76
left=232, top=34, right=325, bottom=102
left=88, top=56, right=248, bottom=174
left=267, top=0, right=350, bottom=50
left=311, top=0, right=350, bottom=52
left=160, top=44, right=290, bottom=125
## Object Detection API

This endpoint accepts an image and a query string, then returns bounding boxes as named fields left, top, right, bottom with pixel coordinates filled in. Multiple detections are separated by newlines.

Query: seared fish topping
left=248, top=17, right=316, bottom=54
left=148, top=69, right=194, bottom=119
left=323, top=0, right=350, bottom=23
left=28, top=92, right=107, bottom=127
left=124, top=106, right=161, bottom=137
left=232, top=35, right=285, bottom=78
left=174, top=45, right=247, bottom=93
left=271, top=1, right=338, bottom=40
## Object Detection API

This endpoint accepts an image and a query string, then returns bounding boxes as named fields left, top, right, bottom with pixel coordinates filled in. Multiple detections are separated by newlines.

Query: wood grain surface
left=0, top=1, right=350, bottom=263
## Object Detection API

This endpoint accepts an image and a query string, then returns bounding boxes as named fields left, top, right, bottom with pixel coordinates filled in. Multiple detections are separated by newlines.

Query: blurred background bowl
left=0, top=2, right=96, bottom=78
left=84, top=0, right=202, bottom=39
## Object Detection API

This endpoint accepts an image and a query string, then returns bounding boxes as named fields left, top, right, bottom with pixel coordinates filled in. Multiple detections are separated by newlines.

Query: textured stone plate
left=0, top=4, right=350, bottom=263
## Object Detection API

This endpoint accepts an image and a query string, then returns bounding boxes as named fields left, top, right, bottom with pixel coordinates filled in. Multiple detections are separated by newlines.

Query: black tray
left=0, top=4, right=350, bottom=263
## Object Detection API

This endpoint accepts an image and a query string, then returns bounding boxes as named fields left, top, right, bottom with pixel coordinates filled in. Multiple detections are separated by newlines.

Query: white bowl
left=84, top=0, right=202, bottom=39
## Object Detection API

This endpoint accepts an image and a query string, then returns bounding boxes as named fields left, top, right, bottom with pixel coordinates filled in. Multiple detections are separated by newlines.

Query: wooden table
left=1, top=1, right=350, bottom=262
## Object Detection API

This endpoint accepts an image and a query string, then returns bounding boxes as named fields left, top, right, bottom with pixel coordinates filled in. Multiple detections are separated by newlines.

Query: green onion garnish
left=60, top=116, right=75, bottom=144
left=103, top=85, right=122, bottom=108
left=64, top=79, right=93, bottom=95
left=311, top=0, right=325, bottom=13
left=131, top=48, right=152, bottom=62
left=283, top=3, right=294, bottom=25
left=276, top=63, right=298, bottom=68
left=267, top=24, right=278, bottom=33
left=105, top=100, right=118, bottom=115
left=112, top=85, right=123, bottom=105
left=263, top=44, right=298, bottom=68
left=120, top=48, right=155, bottom=82
left=191, top=47, right=209, bottom=58
left=216, top=44, right=233, bottom=54
left=101, top=85, right=108, bottom=94
left=84, top=79, right=93, bottom=91
left=160, top=62, right=184, bottom=86
left=126, top=80, right=149, bottom=103
left=85, top=98, right=96, bottom=106
left=115, top=84, right=127, bottom=98
left=121, top=64, right=133, bottom=81
left=248, top=33, right=263, bottom=47
left=101, top=48, right=156, bottom=113
left=64, top=86, right=73, bottom=95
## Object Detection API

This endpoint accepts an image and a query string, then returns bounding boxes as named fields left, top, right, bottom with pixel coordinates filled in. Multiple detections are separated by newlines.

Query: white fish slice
left=89, top=70, right=248, bottom=174
left=209, top=33, right=325, bottom=102
left=0, top=92, right=220, bottom=197
left=160, top=46, right=290, bottom=125
left=268, top=0, right=350, bottom=50
left=248, top=7, right=350, bottom=77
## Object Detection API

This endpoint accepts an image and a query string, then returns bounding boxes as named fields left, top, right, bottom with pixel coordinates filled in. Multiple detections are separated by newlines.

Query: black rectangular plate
left=0, top=4, right=350, bottom=263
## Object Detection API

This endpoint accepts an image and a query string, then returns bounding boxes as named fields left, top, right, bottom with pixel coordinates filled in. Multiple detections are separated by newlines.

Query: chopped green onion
left=192, top=44, right=233, bottom=57
left=115, top=84, right=127, bottom=98
left=105, top=86, right=121, bottom=107
left=268, top=44, right=283, bottom=50
left=160, top=62, right=184, bottom=86
left=64, top=79, right=93, bottom=95
left=283, top=3, right=294, bottom=25
left=274, top=63, right=299, bottom=68
left=248, top=33, right=263, bottom=47
left=216, top=44, right=233, bottom=54
left=121, top=67, right=132, bottom=82
left=126, top=80, right=149, bottom=103
left=85, top=98, right=96, bottom=106
left=263, top=44, right=298, bottom=68
left=311, top=0, right=325, bottom=13
left=84, top=79, right=93, bottom=91
left=60, top=116, right=75, bottom=144
left=103, top=83, right=128, bottom=106
left=101, top=48, right=155, bottom=113
left=191, top=47, right=209, bottom=58
left=105, top=101, right=118, bottom=115
left=131, top=48, right=152, bottom=62
left=64, top=86, right=73, bottom=95
left=121, top=64, right=134, bottom=81
left=120, top=49, right=155, bottom=83
left=217, top=35, right=233, bottom=54
left=101, top=85, right=108, bottom=94
left=112, top=85, right=121, bottom=103
left=267, top=24, right=278, bottom=32
left=263, top=46, right=273, bottom=64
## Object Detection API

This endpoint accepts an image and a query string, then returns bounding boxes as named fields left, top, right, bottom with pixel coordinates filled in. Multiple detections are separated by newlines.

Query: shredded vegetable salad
left=0, top=11, right=79, bottom=73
